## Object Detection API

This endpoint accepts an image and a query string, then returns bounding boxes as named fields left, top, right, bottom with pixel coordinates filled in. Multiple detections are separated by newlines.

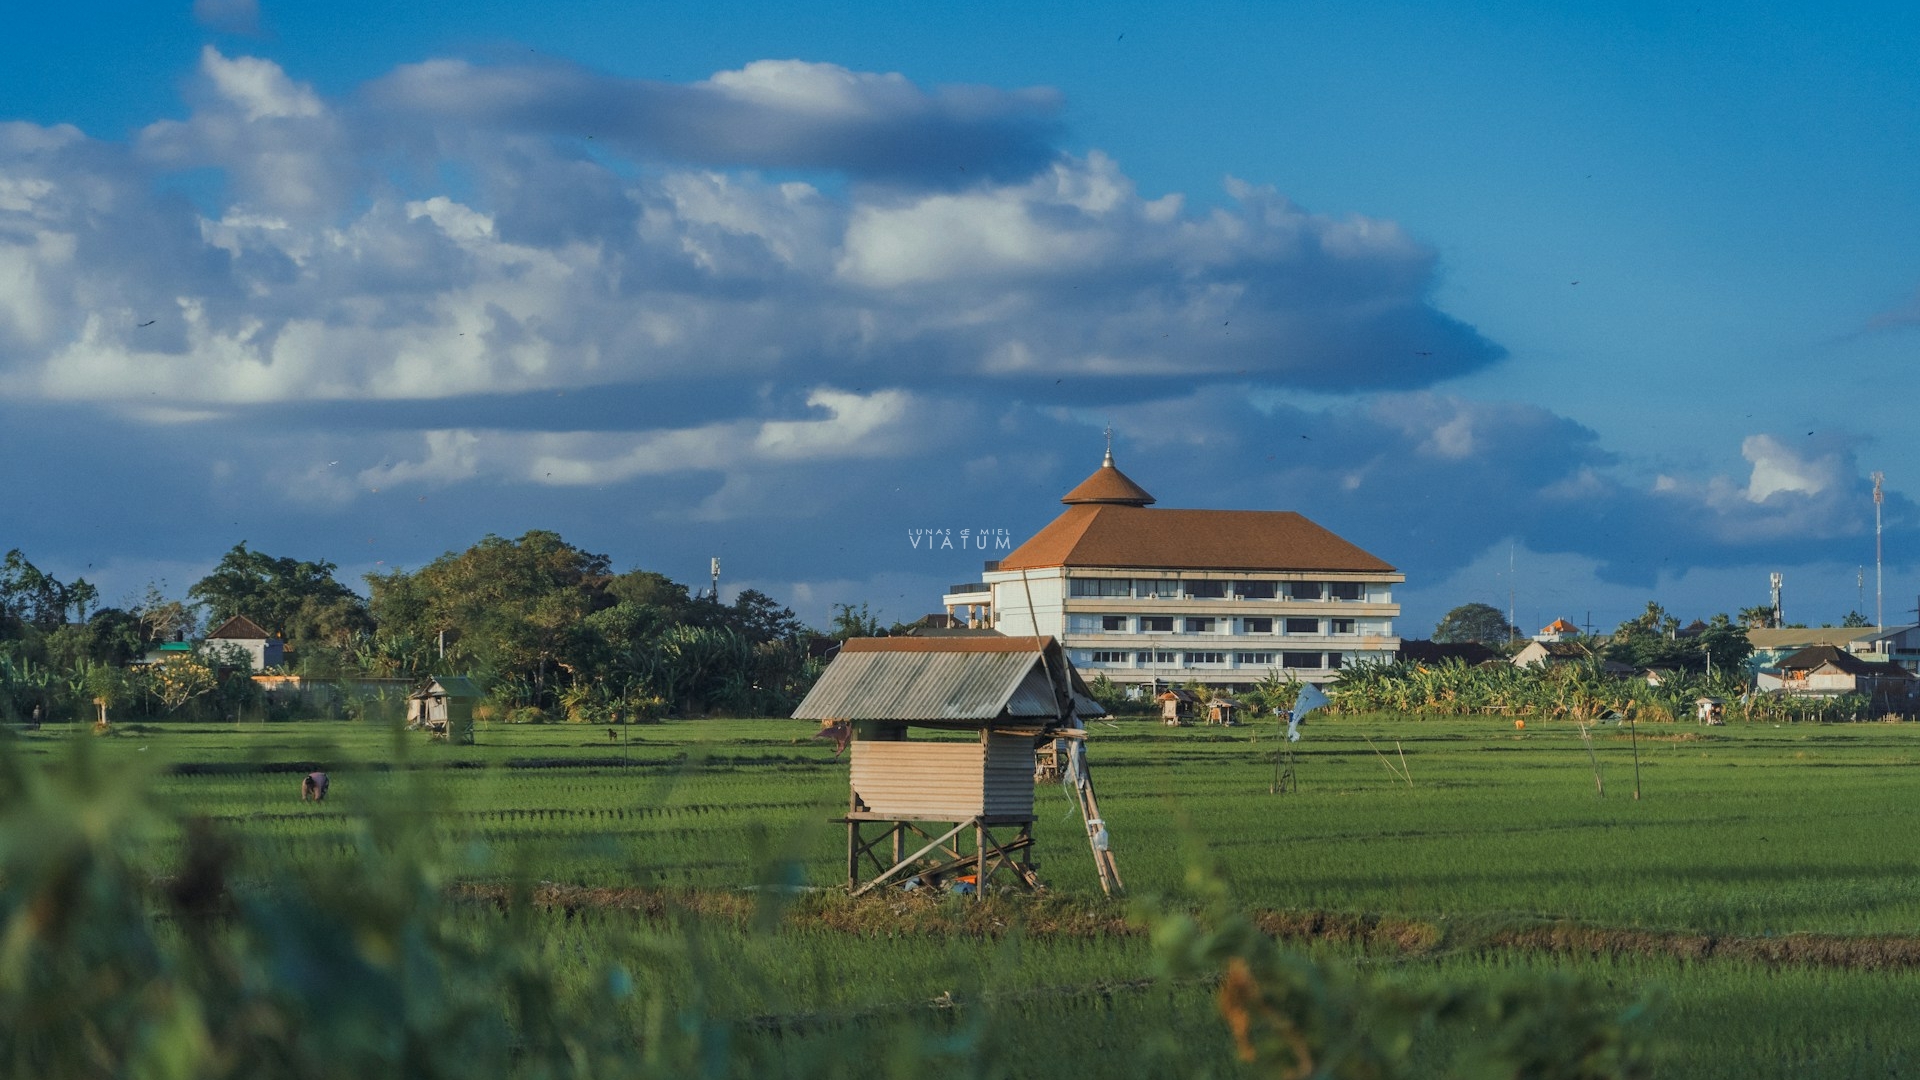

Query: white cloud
left=367, top=56, right=1063, bottom=183
left=200, top=48, right=321, bottom=121
left=136, top=48, right=347, bottom=215
left=353, top=387, right=932, bottom=493
left=0, top=63, right=1498, bottom=407
left=703, top=60, right=924, bottom=117
left=358, top=430, right=482, bottom=488
left=1742, top=433, right=1840, bottom=502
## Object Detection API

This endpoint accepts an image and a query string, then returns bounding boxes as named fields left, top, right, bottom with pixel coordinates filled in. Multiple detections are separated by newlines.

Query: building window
left=1330, top=618, right=1356, bottom=635
left=1185, top=617, right=1218, bottom=634
left=1242, top=617, right=1273, bottom=634
left=1185, top=580, right=1228, bottom=599
left=1089, top=650, right=1130, bottom=664
left=1235, top=652, right=1276, bottom=665
left=1233, top=581, right=1277, bottom=599
left=1284, top=617, right=1320, bottom=635
left=1102, top=615, right=1128, bottom=632
left=1185, top=652, right=1227, bottom=665
left=1136, top=579, right=1180, bottom=598
left=1140, top=616, right=1174, bottom=633
left=1286, top=581, right=1324, bottom=601
left=1070, top=578, right=1132, bottom=598
left=1328, top=582, right=1364, bottom=601
left=1137, top=651, right=1176, bottom=665
left=1067, top=614, right=1101, bottom=632
left=1283, top=651, right=1324, bottom=669
left=1325, top=652, right=1344, bottom=669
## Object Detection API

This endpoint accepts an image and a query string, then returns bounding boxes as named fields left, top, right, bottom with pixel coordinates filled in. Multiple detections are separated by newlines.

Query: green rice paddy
left=34, top=713, right=1920, bottom=1076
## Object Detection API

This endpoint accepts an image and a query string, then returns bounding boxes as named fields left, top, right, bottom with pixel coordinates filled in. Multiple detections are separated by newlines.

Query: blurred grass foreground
left=0, top=729, right=1653, bottom=1080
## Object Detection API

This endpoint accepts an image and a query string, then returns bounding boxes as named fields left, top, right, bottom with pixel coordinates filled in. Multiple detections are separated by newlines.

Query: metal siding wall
left=982, top=733, right=1036, bottom=817
left=850, top=740, right=986, bottom=819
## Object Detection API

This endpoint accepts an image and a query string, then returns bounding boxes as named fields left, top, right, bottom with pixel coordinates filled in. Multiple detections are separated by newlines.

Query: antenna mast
left=1770, top=572, right=1783, bottom=629
left=1874, top=472, right=1885, bottom=631
left=710, top=557, right=721, bottom=601
left=1508, top=544, right=1516, bottom=643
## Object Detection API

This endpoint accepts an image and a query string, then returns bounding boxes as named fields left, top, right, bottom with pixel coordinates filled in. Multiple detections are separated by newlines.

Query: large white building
left=940, top=451, right=1402, bottom=689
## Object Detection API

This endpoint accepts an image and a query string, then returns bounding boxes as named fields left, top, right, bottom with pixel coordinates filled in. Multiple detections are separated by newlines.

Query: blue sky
left=5, top=0, right=1919, bottom=635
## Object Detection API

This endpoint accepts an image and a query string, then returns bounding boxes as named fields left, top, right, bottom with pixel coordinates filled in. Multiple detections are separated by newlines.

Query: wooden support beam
left=913, top=832, right=1034, bottom=884
left=846, top=819, right=860, bottom=890
left=975, top=819, right=986, bottom=900
left=849, top=818, right=978, bottom=898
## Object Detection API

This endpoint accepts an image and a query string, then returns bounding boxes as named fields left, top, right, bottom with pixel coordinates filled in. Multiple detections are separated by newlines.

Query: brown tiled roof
left=996, top=505, right=1395, bottom=573
left=1060, top=454, right=1155, bottom=506
left=207, top=615, right=275, bottom=640
left=1541, top=618, right=1580, bottom=634
left=1775, top=645, right=1915, bottom=679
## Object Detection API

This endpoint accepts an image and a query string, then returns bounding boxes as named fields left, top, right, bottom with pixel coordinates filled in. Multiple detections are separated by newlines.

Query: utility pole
left=1874, top=472, right=1885, bottom=632
left=1508, top=544, right=1516, bottom=644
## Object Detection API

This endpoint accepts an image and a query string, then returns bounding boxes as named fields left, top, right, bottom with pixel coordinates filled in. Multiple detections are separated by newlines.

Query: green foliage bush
left=0, top=738, right=645, bottom=1078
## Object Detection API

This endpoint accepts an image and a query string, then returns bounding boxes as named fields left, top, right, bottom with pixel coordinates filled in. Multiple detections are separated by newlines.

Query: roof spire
left=1061, top=435, right=1155, bottom=506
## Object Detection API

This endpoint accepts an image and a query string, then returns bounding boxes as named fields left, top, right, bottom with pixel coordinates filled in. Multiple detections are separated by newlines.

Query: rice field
left=33, top=712, right=1920, bottom=1076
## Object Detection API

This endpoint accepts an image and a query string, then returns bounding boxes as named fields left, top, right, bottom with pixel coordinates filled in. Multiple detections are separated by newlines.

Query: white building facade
left=941, top=452, right=1401, bottom=689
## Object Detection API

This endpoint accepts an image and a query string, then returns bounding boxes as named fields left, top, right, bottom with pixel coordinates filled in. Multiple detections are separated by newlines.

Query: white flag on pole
left=1285, top=683, right=1330, bottom=742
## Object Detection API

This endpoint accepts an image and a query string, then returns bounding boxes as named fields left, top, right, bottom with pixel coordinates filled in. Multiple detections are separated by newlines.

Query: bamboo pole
left=1362, top=734, right=1409, bottom=786
left=1628, top=709, right=1643, bottom=801
left=1578, top=722, right=1604, bottom=796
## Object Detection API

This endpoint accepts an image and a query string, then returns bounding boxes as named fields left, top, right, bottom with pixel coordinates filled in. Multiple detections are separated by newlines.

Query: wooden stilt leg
left=975, top=819, right=986, bottom=899
left=847, top=820, right=860, bottom=890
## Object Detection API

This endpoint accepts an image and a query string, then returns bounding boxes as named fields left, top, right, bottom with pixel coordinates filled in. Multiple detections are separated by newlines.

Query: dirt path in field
left=451, top=882, right=1920, bottom=973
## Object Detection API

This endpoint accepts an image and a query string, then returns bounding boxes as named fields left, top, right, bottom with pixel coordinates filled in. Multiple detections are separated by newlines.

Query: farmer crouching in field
left=301, top=771, right=330, bottom=802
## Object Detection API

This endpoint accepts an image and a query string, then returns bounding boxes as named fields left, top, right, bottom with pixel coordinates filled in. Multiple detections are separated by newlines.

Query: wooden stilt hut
left=1157, top=687, right=1199, bottom=726
left=1206, top=695, right=1243, bottom=726
left=407, top=676, right=481, bottom=744
left=793, top=636, right=1121, bottom=897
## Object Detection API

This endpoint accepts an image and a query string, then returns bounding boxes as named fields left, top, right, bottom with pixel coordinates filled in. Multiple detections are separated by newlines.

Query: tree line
left=1432, top=600, right=1754, bottom=674
left=0, top=532, right=883, bottom=723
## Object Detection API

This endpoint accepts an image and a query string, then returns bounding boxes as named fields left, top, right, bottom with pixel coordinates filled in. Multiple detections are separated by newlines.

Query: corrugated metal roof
left=1004, top=665, right=1060, bottom=717
left=1748, top=626, right=1915, bottom=649
left=841, top=636, right=1050, bottom=654
left=795, top=635, right=1110, bottom=724
left=794, top=648, right=1050, bottom=722
left=419, top=675, right=484, bottom=699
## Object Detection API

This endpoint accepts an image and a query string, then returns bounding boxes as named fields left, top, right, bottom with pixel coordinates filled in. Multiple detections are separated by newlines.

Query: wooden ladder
left=1034, top=642, right=1121, bottom=896
left=1058, top=730, right=1123, bottom=897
